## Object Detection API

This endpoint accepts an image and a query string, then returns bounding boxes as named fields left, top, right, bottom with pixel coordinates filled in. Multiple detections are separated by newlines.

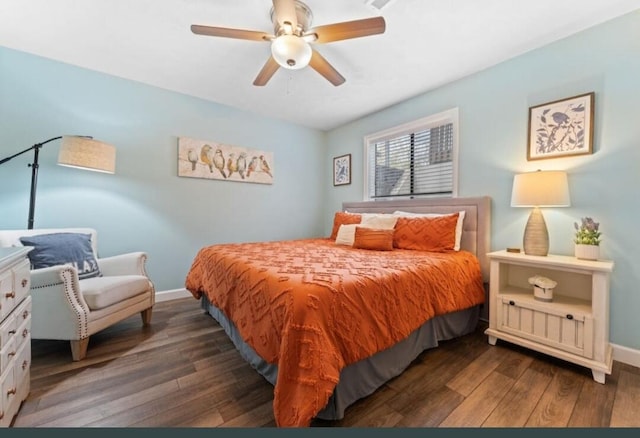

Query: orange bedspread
left=185, top=238, right=485, bottom=427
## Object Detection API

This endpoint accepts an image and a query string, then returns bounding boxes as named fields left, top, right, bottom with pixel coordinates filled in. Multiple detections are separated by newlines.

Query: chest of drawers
left=0, top=247, right=32, bottom=427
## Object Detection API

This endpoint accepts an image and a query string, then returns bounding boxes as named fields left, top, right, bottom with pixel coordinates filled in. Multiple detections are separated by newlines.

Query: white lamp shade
left=271, top=35, right=312, bottom=70
left=511, top=170, right=570, bottom=207
left=57, top=136, right=116, bottom=174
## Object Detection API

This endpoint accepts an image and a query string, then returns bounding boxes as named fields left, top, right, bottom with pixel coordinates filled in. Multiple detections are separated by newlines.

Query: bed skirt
left=200, top=296, right=480, bottom=421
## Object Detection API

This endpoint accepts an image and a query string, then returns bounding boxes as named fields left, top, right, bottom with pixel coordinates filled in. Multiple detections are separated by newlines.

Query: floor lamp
left=511, top=170, right=571, bottom=256
left=0, top=135, right=116, bottom=229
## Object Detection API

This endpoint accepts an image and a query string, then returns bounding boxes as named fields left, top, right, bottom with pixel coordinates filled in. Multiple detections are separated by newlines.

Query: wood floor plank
left=609, top=369, right=640, bottom=427
left=439, top=372, right=515, bottom=427
left=314, top=384, right=399, bottom=427
left=568, top=361, right=619, bottom=427
left=525, top=368, right=585, bottom=427
left=219, top=401, right=275, bottom=427
left=394, top=386, right=464, bottom=427
left=482, top=368, right=551, bottom=427
left=387, top=348, right=471, bottom=414
left=178, top=408, right=225, bottom=428
left=344, top=402, right=404, bottom=427
left=446, top=345, right=511, bottom=397
left=493, top=346, right=535, bottom=381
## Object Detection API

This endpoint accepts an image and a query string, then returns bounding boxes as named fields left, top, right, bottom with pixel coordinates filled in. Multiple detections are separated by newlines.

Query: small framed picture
left=333, top=154, right=351, bottom=186
left=527, top=92, right=595, bottom=161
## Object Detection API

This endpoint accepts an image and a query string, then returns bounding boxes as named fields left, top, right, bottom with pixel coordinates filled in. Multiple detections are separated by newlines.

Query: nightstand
left=484, top=250, right=614, bottom=384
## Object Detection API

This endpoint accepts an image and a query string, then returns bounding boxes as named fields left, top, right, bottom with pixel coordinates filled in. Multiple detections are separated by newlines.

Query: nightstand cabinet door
left=497, top=295, right=594, bottom=358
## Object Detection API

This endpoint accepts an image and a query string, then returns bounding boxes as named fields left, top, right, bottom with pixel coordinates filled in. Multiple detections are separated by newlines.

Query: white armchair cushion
left=81, top=275, right=151, bottom=310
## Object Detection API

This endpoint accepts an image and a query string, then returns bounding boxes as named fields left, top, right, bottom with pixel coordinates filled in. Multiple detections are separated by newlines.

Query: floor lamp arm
left=0, top=136, right=63, bottom=229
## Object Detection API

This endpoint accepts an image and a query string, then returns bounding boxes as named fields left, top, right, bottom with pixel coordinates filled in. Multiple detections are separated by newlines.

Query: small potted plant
left=574, top=217, right=601, bottom=260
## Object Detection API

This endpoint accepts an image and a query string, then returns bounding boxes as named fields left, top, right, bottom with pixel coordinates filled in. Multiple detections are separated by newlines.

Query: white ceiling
left=1, top=0, right=639, bottom=131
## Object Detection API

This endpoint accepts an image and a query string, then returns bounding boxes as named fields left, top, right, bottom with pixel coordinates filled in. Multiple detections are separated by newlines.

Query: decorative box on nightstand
left=484, top=250, right=614, bottom=384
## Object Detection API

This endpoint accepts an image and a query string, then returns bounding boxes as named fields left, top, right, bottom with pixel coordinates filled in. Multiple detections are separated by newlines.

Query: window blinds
left=368, top=122, right=453, bottom=199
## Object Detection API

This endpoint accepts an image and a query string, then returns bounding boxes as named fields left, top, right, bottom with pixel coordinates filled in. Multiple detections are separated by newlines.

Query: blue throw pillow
left=20, top=232, right=102, bottom=279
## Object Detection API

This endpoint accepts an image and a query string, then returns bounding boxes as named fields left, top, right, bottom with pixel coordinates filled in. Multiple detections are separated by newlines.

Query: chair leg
left=141, top=307, right=153, bottom=326
left=70, top=338, right=90, bottom=361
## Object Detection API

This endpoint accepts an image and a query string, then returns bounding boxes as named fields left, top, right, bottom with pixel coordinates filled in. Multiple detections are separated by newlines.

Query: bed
left=185, top=196, right=491, bottom=427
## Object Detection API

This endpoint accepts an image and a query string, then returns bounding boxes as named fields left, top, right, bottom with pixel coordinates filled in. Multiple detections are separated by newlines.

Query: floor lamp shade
left=58, top=136, right=116, bottom=174
left=511, top=170, right=571, bottom=256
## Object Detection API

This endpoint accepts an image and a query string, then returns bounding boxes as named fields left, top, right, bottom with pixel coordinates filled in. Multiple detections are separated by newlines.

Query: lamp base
left=523, top=207, right=549, bottom=256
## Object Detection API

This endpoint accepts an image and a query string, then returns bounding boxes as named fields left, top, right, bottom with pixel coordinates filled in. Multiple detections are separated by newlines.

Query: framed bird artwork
left=333, top=154, right=351, bottom=186
left=177, top=137, right=273, bottom=185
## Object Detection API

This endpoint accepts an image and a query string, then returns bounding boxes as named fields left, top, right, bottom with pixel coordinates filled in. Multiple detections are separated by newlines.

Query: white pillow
left=361, top=213, right=398, bottom=230
left=393, top=210, right=466, bottom=251
left=335, top=224, right=358, bottom=246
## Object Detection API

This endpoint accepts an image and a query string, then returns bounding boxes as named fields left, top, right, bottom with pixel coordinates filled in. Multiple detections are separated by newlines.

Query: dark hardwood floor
left=11, top=297, right=640, bottom=428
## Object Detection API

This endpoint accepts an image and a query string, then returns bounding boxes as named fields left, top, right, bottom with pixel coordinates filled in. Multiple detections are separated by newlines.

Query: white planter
left=575, top=244, right=600, bottom=261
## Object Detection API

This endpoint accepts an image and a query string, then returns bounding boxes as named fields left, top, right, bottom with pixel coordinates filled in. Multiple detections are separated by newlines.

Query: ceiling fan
left=191, top=0, right=386, bottom=87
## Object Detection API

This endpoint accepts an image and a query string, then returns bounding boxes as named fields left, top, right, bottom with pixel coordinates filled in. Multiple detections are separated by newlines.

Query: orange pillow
left=353, top=227, right=394, bottom=251
left=330, top=212, right=361, bottom=240
left=393, top=213, right=459, bottom=252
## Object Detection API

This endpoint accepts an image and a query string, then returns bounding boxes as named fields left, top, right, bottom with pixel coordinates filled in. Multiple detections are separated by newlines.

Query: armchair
left=0, top=228, right=155, bottom=361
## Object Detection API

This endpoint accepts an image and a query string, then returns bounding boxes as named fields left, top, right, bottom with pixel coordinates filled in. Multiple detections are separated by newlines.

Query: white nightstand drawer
left=497, top=295, right=594, bottom=358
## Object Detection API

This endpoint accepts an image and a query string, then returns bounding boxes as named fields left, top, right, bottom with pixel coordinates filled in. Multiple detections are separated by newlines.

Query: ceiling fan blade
left=308, top=16, right=386, bottom=43
left=272, top=0, right=298, bottom=32
left=309, top=49, right=345, bottom=87
left=253, top=56, right=280, bottom=86
left=191, top=25, right=271, bottom=42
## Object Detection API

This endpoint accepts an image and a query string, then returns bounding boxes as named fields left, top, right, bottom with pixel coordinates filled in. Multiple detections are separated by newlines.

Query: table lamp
left=511, top=170, right=570, bottom=256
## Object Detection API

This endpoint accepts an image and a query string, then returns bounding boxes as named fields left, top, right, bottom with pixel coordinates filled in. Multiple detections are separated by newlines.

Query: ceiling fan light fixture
left=271, top=34, right=311, bottom=70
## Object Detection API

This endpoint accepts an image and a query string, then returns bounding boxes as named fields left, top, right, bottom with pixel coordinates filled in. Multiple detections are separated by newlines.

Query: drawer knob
left=22, top=328, right=29, bottom=338
left=22, top=360, right=29, bottom=370
left=7, top=388, right=17, bottom=396
left=8, top=329, right=16, bottom=335
left=509, top=300, right=515, bottom=306
left=5, top=292, right=15, bottom=299
left=8, top=351, right=16, bottom=358
left=21, top=278, right=28, bottom=288
left=566, top=314, right=574, bottom=320
left=23, top=310, right=29, bottom=319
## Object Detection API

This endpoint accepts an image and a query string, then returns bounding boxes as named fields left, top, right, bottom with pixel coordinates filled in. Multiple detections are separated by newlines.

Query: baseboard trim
left=155, top=288, right=191, bottom=302
left=612, top=343, right=640, bottom=368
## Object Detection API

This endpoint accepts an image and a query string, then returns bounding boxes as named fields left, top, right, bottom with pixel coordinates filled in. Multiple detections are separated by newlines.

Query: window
left=364, top=108, right=458, bottom=200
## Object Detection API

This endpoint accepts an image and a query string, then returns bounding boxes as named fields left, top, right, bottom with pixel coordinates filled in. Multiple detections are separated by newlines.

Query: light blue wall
left=2, top=10, right=640, bottom=352
left=326, top=10, right=640, bottom=349
left=0, top=47, right=327, bottom=292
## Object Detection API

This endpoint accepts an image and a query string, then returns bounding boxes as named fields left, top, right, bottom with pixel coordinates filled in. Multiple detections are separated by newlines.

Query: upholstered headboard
left=342, top=197, right=492, bottom=281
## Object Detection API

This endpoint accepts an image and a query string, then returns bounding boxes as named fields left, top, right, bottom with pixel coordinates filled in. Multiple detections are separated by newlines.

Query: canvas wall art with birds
left=177, top=136, right=273, bottom=184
